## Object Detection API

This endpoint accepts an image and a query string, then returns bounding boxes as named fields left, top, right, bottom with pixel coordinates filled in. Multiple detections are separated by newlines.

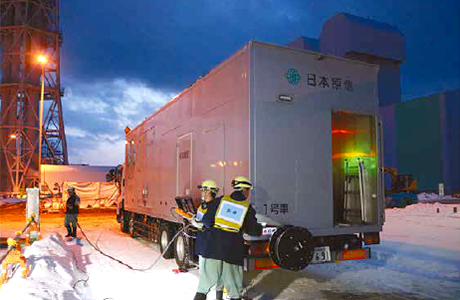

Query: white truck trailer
left=117, top=41, right=384, bottom=271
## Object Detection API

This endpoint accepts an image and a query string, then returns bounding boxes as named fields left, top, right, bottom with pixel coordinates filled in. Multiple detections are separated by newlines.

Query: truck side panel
left=124, top=46, right=251, bottom=222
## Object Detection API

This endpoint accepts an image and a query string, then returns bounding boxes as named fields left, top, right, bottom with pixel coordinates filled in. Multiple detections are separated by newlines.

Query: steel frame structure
left=0, top=0, right=67, bottom=194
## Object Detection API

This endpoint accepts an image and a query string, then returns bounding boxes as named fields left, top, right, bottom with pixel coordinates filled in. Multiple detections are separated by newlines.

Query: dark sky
left=59, top=0, right=460, bottom=165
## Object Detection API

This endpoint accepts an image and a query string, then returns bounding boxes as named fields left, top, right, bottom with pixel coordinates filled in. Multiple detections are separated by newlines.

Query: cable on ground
left=76, top=208, right=189, bottom=272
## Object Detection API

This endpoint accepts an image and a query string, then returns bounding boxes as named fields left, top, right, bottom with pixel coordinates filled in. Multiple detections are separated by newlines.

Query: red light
left=332, top=129, right=354, bottom=134
left=254, top=258, right=278, bottom=270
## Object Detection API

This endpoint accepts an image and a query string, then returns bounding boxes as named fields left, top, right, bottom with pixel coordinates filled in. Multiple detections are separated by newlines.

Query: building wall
left=396, top=95, right=442, bottom=191
left=393, top=89, right=460, bottom=193
left=380, top=105, right=398, bottom=169
left=443, top=89, right=460, bottom=192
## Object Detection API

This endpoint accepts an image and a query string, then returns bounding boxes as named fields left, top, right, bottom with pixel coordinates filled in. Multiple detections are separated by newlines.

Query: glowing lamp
left=37, top=55, right=48, bottom=65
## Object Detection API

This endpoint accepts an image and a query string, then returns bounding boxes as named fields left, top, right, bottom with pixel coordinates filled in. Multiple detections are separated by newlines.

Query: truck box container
left=118, top=41, right=384, bottom=271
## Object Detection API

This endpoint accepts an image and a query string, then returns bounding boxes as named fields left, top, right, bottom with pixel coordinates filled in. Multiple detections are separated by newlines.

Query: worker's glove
left=190, top=216, right=204, bottom=229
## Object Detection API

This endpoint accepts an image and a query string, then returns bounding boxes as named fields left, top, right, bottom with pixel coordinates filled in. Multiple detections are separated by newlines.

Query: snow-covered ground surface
left=0, top=197, right=26, bottom=207
left=417, top=192, right=460, bottom=203
left=0, top=202, right=459, bottom=300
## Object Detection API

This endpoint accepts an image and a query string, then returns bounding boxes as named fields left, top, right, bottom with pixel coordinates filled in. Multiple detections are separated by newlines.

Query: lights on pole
left=37, top=55, right=48, bottom=65
left=36, top=54, right=48, bottom=191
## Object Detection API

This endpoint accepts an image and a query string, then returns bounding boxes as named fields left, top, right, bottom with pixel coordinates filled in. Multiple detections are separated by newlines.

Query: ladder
left=343, top=159, right=368, bottom=224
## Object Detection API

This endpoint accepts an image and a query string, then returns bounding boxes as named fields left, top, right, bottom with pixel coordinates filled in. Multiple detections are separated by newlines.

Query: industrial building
left=383, top=89, right=460, bottom=193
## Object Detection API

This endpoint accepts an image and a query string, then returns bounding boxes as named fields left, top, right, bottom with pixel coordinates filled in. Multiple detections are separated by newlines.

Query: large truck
left=117, top=41, right=385, bottom=272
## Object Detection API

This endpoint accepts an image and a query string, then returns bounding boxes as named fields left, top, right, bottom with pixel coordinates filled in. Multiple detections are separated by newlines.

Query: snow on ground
left=417, top=192, right=460, bottom=203
left=296, top=203, right=460, bottom=300
left=0, top=203, right=459, bottom=300
left=0, top=197, right=26, bottom=207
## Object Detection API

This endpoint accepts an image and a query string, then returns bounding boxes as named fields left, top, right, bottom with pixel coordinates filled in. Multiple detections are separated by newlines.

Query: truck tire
left=120, top=210, right=129, bottom=233
left=158, top=224, right=174, bottom=259
left=174, top=232, right=191, bottom=269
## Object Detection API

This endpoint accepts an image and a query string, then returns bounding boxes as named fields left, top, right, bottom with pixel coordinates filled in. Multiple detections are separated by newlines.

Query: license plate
left=262, top=227, right=277, bottom=236
left=311, top=246, right=331, bottom=263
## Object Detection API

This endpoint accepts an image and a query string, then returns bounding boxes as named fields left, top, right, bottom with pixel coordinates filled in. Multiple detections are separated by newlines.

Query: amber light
left=363, top=232, right=380, bottom=245
left=342, top=249, right=367, bottom=261
left=250, top=243, right=270, bottom=255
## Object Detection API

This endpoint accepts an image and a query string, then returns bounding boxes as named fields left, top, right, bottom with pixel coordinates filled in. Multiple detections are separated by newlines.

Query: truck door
left=177, top=133, right=192, bottom=196
left=331, top=111, right=379, bottom=226
left=138, top=131, right=147, bottom=207
left=143, top=126, right=155, bottom=207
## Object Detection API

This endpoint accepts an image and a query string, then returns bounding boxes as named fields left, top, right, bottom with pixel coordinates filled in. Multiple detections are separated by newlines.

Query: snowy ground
left=0, top=202, right=459, bottom=300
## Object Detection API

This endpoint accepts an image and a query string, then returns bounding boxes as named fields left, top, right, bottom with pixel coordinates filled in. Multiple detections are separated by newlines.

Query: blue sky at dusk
left=60, top=0, right=460, bottom=165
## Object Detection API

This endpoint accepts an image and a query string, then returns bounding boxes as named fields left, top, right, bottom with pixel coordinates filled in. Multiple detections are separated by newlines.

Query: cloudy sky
left=60, top=0, right=460, bottom=166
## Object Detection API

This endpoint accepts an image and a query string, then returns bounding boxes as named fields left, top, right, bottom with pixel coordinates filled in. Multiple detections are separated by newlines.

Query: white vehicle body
left=119, top=41, right=384, bottom=271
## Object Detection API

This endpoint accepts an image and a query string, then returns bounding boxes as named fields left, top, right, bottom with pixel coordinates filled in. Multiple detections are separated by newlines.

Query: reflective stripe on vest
left=196, top=204, right=207, bottom=221
left=214, top=195, right=249, bottom=232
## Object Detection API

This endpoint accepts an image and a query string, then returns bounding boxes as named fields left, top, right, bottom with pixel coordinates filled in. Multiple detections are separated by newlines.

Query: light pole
left=37, top=54, right=48, bottom=191
left=10, top=132, right=20, bottom=194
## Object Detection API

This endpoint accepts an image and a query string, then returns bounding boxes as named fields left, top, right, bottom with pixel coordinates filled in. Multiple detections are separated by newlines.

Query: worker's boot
left=65, top=226, right=72, bottom=237
left=193, top=292, right=206, bottom=300
left=216, top=290, right=223, bottom=300
left=71, top=225, right=77, bottom=238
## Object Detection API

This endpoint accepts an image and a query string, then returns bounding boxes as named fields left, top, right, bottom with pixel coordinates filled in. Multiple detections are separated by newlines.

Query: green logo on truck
left=285, top=69, right=301, bottom=85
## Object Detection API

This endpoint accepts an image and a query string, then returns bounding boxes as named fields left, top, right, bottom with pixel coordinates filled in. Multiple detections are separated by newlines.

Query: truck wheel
left=158, top=224, right=174, bottom=259
left=174, top=232, right=191, bottom=269
left=120, top=210, right=129, bottom=233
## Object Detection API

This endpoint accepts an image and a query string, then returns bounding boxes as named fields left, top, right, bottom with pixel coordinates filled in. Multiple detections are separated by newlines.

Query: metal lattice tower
left=0, top=0, right=67, bottom=194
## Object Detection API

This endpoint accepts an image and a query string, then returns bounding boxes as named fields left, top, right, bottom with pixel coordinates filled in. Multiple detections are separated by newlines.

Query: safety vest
left=214, top=195, right=249, bottom=232
left=196, top=203, right=208, bottom=221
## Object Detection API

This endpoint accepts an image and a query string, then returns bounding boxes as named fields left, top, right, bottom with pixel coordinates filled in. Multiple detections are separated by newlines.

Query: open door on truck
left=176, top=133, right=193, bottom=197
left=332, top=111, right=379, bottom=226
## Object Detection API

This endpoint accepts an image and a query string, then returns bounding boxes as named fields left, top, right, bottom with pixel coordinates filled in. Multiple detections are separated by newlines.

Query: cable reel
left=269, top=226, right=314, bottom=271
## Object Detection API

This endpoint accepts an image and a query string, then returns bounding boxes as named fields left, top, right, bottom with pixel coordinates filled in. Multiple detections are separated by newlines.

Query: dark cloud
left=62, top=79, right=175, bottom=165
